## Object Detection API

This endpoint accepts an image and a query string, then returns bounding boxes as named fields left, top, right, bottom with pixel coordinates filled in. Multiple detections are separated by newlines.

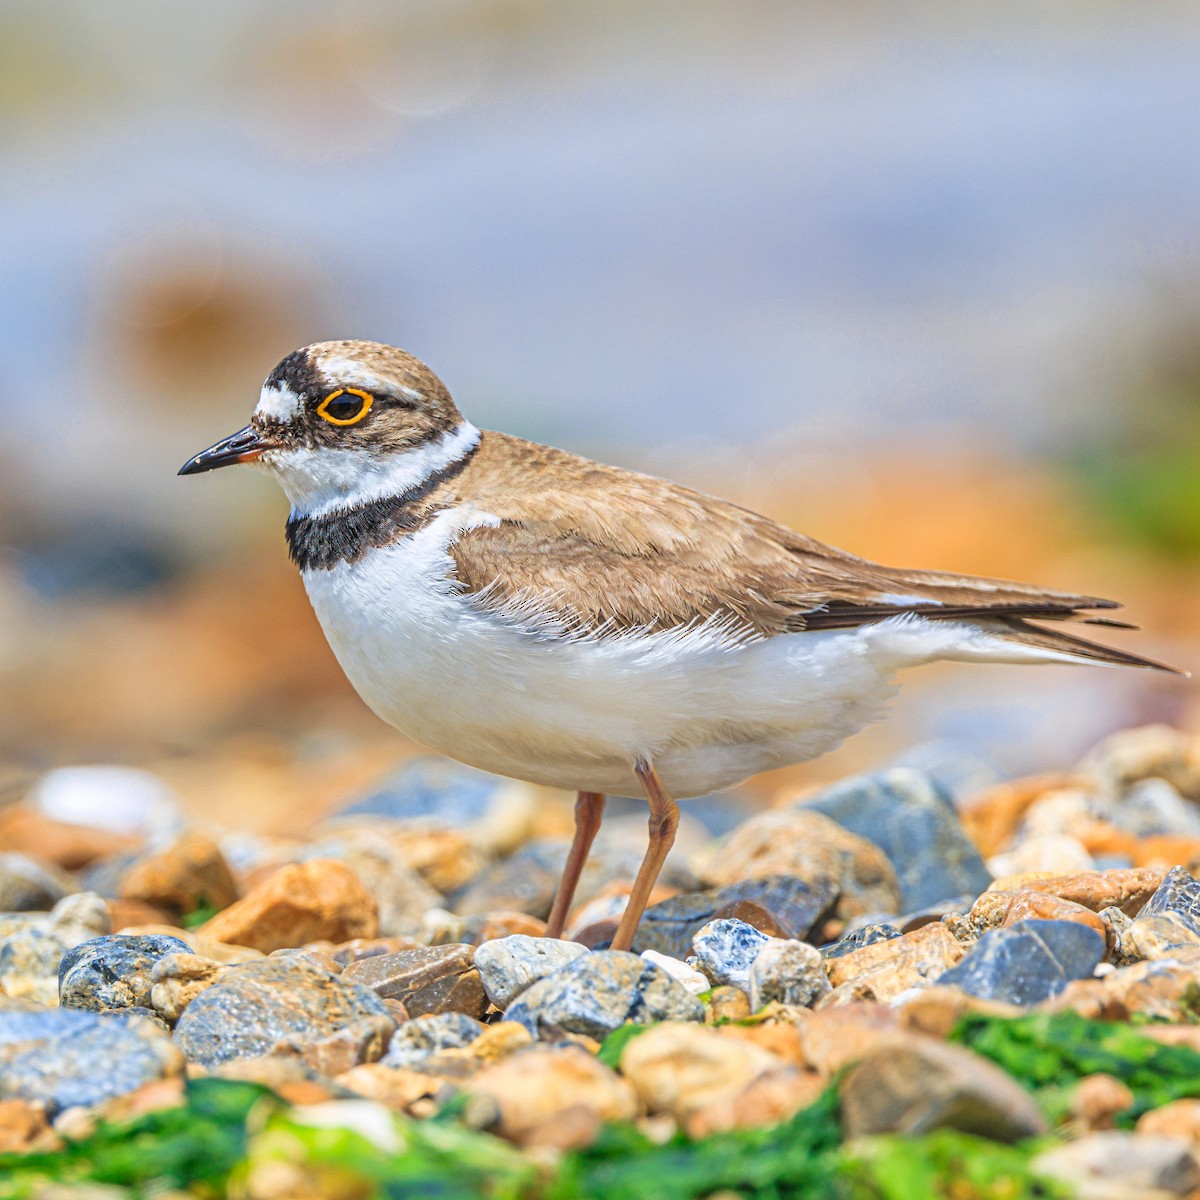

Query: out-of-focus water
left=1, top=2, right=1200, bottom=539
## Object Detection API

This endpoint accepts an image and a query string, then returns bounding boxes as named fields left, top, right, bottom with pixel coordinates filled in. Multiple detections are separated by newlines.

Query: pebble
left=796, top=1003, right=901, bottom=1076
left=988, top=833, right=1094, bottom=879
left=640, top=949, right=710, bottom=995
left=840, top=1037, right=1047, bottom=1141
left=0, top=1003, right=184, bottom=1116
left=335, top=756, right=535, bottom=855
left=937, top=919, right=1106, bottom=1006
left=690, top=918, right=771, bottom=989
left=802, top=767, right=992, bottom=911
left=1034, top=1131, right=1200, bottom=1198
left=1118, top=779, right=1200, bottom=839
left=173, top=957, right=395, bottom=1068
left=823, top=922, right=965, bottom=1001
left=58, top=933, right=192, bottom=1012
left=821, top=922, right=902, bottom=959
left=1080, top=724, right=1200, bottom=803
left=646, top=874, right=839, bottom=963
left=148, top=952, right=226, bottom=1022
left=506, top=950, right=704, bottom=1040
left=27, top=765, right=184, bottom=839
left=0, top=806, right=140, bottom=871
left=465, top=1045, right=637, bottom=1148
left=1138, top=1099, right=1200, bottom=1141
left=117, top=832, right=239, bottom=919
left=429, top=910, right=548, bottom=947
left=986, top=867, right=1167, bottom=915
left=453, top=839, right=572, bottom=920
left=200, top=859, right=379, bottom=953
left=0, top=893, right=113, bottom=1005
left=1139, top=866, right=1200, bottom=931
left=0, top=851, right=72, bottom=912
left=474, top=935, right=589, bottom=1009
left=619, top=1022, right=786, bottom=1125
left=748, top=939, right=831, bottom=1010
left=342, top=944, right=488, bottom=1019
left=701, top=809, right=901, bottom=920
left=383, top=1012, right=485, bottom=1068
left=0, top=1096, right=51, bottom=1153
left=1070, top=1074, right=1136, bottom=1131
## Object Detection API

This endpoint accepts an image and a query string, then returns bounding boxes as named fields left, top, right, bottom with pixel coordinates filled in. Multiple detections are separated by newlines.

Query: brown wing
left=444, top=431, right=1173, bottom=670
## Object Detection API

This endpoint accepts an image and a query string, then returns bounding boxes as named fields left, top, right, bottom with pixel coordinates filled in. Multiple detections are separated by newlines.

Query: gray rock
left=802, top=768, right=992, bottom=910
left=0, top=1002, right=183, bottom=1115
left=633, top=875, right=838, bottom=960
left=453, top=839, right=569, bottom=919
left=173, top=957, right=395, bottom=1068
left=748, top=939, right=831, bottom=1010
left=507, top=950, right=704, bottom=1040
left=886, top=740, right=1000, bottom=804
left=342, top=944, right=488, bottom=1019
left=1116, top=779, right=1200, bottom=839
left=80, top=850, right=142, bottom=899
left=1140, top=866, right=1200, bottom=935
left=59, top=933, right=192, bottom=1012
left=1035, top=1132, right=1200, bottom=1198
left=821, top=922, right=902, bottom=960
left=840, top=1038, right=1047, bottom=1141
left=690, top=918, right=771, bottom=989
left=0, top=927, right=74, bottom=1005
left=0, top=852, right=72, bottom=911
left=937, top=919, right=1105, bottom=1006
left=474, top=935, right=588, bottom=1009
left=383, top=1012, right=485, bottom=1067
left=1129, top=913, right=1200, bottom=960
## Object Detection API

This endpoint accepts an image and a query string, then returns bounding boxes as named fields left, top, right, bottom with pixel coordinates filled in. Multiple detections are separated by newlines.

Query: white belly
left=300, top=511, right=992, bottom=797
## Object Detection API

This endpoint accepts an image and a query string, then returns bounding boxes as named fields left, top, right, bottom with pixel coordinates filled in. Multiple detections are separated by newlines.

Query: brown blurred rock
left=1070, top=1074, right=1135, bottom=1132
left=1138, top=1099, right=1200, bottom=1141
left=200, top=860, right=378, bottom=953
left=107, top=898, right=175, bottom=930
left=840, top=1037, right=1046, bottom=1141
left=1134, top=836, right=1200, bottom=872
left=467, top=1021, right=534, bottom=1064
left=621, top=1023, right=784, bottom=1123
left=795, top=1003, right=899, bottom=1075
left=986, top=867, right=1167, bottom=915
left=466, top=1045, right=636, bottom=1147
left=342, top=944, right=487, bottom=1019
left=335, top=1063, right=440, bottom=1110
left=959, top=773, right=1074, bottom=858
left=716, top=1020, right=805, bottom=1065
left=0, top=807, right=140, bottom=870
left=686, top=1068, right=824, bottom=1138
left=897, top=986, right=1022, bottom=1039
left=118, top=832, right=238, bottom=918
left=700, top=809, right=900, bottom=920
left=0, top=1097, right=51, bottom=1153
left=1080, top=724, right=1200, bottom=802
left=822, top=922, right=964, bottom=1002
left=302, top=1021, right=390, bottom=1076
left=1034, top=1131, right=1200, bottom=1198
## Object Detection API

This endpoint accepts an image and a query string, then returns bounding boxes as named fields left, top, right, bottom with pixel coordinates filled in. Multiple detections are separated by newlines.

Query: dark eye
left=316, top=388, right=373, bottom=426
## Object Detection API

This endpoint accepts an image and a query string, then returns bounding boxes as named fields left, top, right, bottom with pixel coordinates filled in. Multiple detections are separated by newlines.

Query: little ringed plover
left=181, top=340, right=1178, bottom=950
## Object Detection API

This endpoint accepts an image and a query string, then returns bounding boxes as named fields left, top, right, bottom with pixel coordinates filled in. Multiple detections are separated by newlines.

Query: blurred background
left=1, top=0, right=1198, bottom=833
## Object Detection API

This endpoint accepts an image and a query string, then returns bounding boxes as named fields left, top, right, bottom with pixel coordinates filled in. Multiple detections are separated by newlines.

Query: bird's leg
left=609, top=760, right=679, bottom=953
left=545, top=791, right=607, bottom=939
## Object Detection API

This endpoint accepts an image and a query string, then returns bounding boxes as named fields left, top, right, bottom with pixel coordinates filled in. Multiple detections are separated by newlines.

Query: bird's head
left=179, top=340, right=472, bottom=514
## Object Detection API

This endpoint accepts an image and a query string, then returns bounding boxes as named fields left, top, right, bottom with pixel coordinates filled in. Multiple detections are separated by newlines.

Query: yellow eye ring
left=316, top=387, right=374, bottom=426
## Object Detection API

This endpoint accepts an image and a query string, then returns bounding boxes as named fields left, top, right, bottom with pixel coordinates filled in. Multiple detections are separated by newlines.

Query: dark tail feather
left=994, top=617, right=1186, bottom=675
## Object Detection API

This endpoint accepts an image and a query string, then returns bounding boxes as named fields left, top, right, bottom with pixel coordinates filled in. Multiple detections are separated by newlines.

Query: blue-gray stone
left=802, top=768, right=992, bottom=910
left=0, top=1003, right=181, bottom=1115
left=173, top=957, right=395, bottom=1068
left=507, top=950, right=703, bottom=1039
left=59, top=933, right=191, bottom=1012
left=937, top=919, right=1105, bottom=1006
left=886, top=741, right=1000, bottom=805
left=821, top=923, right=902, bottom=960
left=1139, top=866, right=1200, bottom=935
left=633, top=875, right=838, bottom=959
left=337, top=757, right=508, bottom=825
left=690, top=918, right=771, bottom=988
left=0, top=852, right=71, bottom=912
left=383, top=1011, right=484, bottom=1067
left=1116, top=780, right=1200, bottom=839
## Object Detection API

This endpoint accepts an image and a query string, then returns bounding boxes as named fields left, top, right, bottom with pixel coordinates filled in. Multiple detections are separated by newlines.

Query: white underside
left=300, top=508, right=1090, bottom=798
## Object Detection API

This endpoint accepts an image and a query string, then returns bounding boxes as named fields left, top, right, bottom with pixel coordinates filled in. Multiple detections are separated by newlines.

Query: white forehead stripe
left=269, top=421, right=481, bottom=518
left=256, top=383, right=302, bottom=422
left=313, top=355, right=422, bottom=402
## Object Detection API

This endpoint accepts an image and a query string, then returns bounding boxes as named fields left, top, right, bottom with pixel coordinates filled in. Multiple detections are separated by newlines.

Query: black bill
left=178, top=425, right=274, bottom=475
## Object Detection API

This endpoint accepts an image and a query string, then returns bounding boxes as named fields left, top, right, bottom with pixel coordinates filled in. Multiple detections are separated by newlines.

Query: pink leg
left=545, top=791, right=607, bottom=939
left=609, top=761, right=679, bottom=953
